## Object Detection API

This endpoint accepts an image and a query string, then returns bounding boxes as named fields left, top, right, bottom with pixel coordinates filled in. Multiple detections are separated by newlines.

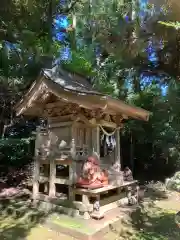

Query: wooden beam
left=69, top=138, right=76, bottom=201
left=15, top=77, right=45, bottom=116
left=73, top=114, right=93, bottom=126
left=86, top=127, right=92, bottom=154
left=92, top=126, right=100, bottom=155
left=39, top=159, right=72, bottom=165
left=45, top=101, right=67, bottom=109
left=49, top=158, right=56, bottom=198
left=22, top=105, right=45, bottom=117
left=32, top=158, right=40, bottom=202
left=48, top=120, right=73, bottom=129
left=74, top=181, right=138, bottom=196
left=32, top=129, right=41, bottom=202
left=44, top=165, right=49, bottom=193
left=39, top=176, right=70, bottom=185
left=99, top=120, right=117, bottom=129
left=79, top=128, right=84, bottom=148
left=89, top=118, right=118, bottom=129
left=72, top=121, right=90, bottom=129
left=96, top=126, right=100, bottom=156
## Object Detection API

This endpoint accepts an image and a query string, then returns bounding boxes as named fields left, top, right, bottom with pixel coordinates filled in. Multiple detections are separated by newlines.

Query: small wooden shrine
left=15, top=65, right=150, bottom=219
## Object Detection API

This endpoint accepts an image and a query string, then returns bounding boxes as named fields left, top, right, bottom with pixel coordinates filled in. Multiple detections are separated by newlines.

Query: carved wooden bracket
left=44, top=101, right=125, bottom=128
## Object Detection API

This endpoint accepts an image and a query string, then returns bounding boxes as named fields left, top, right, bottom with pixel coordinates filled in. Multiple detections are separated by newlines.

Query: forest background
left=1, top=0, right=180, bottom=181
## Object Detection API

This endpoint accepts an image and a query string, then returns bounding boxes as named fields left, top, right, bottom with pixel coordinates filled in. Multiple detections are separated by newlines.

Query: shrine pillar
left=92, top=126, right=100, bottom=156
left=32, top=128, right=41, bottom=202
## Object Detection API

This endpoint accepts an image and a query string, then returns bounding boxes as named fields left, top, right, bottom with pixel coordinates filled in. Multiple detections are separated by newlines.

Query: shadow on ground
left=0, top=196, right=49, bottom=240
left=0, top=184, right=179, bottom=240
left=104, top=187, right=180, bottom=240
left=0, top=194, right=78, bottom=240
left=143, top=183, right=169, bottom=201
left=126, top=186, right=180, bottom=240
left=128, top=201, right=180, bottom=240
left=105, top=201, right=180, bottom=240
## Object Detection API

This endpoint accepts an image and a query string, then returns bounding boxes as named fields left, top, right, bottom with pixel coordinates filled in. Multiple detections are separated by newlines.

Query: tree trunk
left=130, top=131, right=134, bottom=174
left=133, top=75, right=141, bottom=93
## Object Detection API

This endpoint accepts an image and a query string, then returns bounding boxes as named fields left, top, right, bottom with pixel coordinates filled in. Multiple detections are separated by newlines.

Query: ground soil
left=0, top=185, right=180, bottom=240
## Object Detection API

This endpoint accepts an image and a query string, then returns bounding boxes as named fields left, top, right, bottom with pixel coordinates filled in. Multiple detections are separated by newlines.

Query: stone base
left=91, top=211, right=104, bottom=220
left=43, top=207, right=133, bottom=240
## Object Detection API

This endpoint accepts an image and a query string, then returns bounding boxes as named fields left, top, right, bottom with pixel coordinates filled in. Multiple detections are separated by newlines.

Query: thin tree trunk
left=2, top=108, right=14, bottom=138
left=47, top=0, right=54, bottom=53
left=133, top=75, right=141, bottom=93
left=69, top=14, right=77, bottom=50
left=130, top=130, right=134, bottom=174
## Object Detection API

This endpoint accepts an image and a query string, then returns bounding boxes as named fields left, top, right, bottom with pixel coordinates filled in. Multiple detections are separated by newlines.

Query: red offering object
left=76, top=155, right=109, bottom=189
left=76, top=182, right=103, bottom=189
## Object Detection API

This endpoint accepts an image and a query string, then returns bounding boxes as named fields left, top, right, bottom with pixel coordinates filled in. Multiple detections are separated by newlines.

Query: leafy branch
left=158, top=21, right=180, bottom=30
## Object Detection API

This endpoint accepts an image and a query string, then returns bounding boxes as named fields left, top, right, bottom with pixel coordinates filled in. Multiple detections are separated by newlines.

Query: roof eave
left=106, top=97, right=151, bottom=121
left=14, top=75, right=44, bottom=114
left=14, top=72, right=151, bottom=121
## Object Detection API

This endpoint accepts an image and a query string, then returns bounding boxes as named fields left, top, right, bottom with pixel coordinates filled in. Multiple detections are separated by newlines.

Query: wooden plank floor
left=74, top=180, right=138, bottom=196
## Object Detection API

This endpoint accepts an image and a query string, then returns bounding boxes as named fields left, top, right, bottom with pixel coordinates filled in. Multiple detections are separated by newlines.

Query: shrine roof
left=15, top=65, right=151, bottom=121
left=43, top=66, right=101, bottom=95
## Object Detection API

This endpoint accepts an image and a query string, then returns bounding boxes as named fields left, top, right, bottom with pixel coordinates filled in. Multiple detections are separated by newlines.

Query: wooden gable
left=15, top=66, right=151, bottom=122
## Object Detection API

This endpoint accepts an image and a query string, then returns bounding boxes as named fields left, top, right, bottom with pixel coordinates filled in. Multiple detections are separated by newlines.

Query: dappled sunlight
left=130, top=203, right=180, bottom=240
left=0, top=199, right=48, bottom=240
left=103, top=187, right=180, bottom=240
left=27, top=226, right=74, bottom=240
left=143, top=181, right=169, bottom=201
left=104, top=201, right=180, bottom=240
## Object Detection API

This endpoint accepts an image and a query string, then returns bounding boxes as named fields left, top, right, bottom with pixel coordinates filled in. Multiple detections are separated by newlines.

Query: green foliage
left=0, top=138, right=34, bottom=167
left=62, top=50, right=96, bottom=77
left=0, top=0, right=180, bottom=181
left=121, top=81, right=180, bottom=180
left=158, top=21, right=180, bottom=30
left=166, top=171, right=180, bottom=192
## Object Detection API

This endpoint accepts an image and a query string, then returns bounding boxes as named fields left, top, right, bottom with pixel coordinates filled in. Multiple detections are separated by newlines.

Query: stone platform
left=43, top=206, right=134, bottom=240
